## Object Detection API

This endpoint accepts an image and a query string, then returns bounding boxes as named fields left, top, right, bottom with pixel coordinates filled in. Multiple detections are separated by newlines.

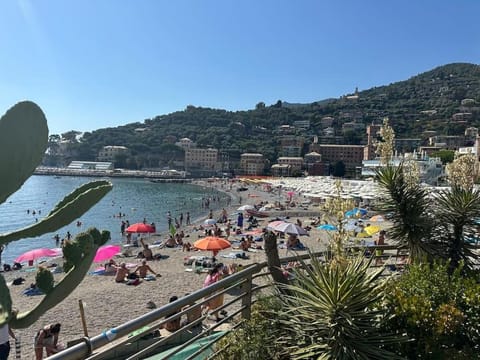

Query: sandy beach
left=3, top=179, right=385, bottom=359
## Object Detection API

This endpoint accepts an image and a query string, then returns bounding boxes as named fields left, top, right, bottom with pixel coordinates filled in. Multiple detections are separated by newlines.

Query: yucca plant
left=274, top=253, right=406, bottom=359
left=433, top=185, right=480, bottom=272
left=376, top=164, right=436, bottom=262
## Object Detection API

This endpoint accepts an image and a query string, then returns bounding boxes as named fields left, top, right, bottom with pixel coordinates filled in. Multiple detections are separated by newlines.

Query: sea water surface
left=0, top=175, right=230, bottom=264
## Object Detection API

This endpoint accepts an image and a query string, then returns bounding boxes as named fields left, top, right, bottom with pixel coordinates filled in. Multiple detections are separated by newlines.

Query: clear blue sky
left=1, top=1, right=479, bottom=135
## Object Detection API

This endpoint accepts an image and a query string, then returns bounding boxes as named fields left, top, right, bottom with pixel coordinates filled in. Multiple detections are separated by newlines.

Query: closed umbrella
left=93, top=245, right=121, bottom=263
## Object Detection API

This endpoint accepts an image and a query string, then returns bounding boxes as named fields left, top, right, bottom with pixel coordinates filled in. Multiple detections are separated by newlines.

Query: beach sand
left=3, top=180, right=383, bottom=359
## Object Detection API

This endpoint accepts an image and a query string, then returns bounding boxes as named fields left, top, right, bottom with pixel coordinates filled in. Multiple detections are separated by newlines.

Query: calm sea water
left=0, top=176, right=230, bottom=264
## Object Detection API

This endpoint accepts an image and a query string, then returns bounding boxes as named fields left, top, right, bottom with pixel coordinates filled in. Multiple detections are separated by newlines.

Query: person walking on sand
left=186, top=212, right=191, bottom=226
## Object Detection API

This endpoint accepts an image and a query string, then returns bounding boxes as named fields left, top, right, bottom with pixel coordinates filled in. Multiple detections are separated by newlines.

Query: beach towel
left=23, top=287, right=43, bottom=296
left=144, top=274, right=156, bottom=281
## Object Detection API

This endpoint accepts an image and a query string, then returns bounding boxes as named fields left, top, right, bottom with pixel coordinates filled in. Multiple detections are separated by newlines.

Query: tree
left=431, top=149, right=455, bottom=164
left=332, top=160, right=345, bottom=177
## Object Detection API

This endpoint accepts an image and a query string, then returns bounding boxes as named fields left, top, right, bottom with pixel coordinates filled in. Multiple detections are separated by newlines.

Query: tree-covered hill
left=57, top=63, right=480, bottom=169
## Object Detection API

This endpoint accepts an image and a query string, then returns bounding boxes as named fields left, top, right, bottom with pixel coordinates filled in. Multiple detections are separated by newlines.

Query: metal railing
left=46, top=246, right=405, bottom=360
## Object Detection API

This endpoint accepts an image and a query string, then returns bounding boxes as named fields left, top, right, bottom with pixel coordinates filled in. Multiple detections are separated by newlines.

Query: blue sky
left=1, top=1, right=479, bottom=135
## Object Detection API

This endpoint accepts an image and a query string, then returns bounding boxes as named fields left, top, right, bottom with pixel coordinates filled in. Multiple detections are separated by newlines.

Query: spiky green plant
left=275, top=253, right=406, bottom=359
left=0, top=101, right=112, bottom=328
left=376, top=164, right=435, bottom=262
left=433, top=186, right=480, bottom=272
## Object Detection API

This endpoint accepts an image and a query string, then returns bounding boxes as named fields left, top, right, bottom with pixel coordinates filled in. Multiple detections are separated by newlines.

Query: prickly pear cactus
left=0, top=101, right=113, bottom=328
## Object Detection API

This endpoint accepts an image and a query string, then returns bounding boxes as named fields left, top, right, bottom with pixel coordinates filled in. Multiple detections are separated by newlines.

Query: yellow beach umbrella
left=364, top=225, right=380, bottom=236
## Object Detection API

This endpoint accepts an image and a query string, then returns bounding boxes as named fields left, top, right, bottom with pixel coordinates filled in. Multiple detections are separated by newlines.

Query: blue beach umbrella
left=317, top=224, right=337, bottom=231
left=345, top=207, right=368, bottom=218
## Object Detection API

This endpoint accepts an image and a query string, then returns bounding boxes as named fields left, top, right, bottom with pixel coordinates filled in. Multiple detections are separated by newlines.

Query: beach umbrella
left=266, top=220, right=287, bottom=230
left=345, top=207, right=368, bottom=218
left=126, top=223, right=156, bottom=233
left=203, top=218, right=217, bottom=226
left=93, top=245, right=121, bottom=263
left=194, top=236, right=231, bottom=255
left=258, top=206, right=271, bottom=212
left=364, top=225, right=381, bottom=236
left=270, top=222, right=309, bottom=236
left=14, top=248, right=61, bottom=264
left=369, top=215, right=385, bottom=222
left=237, top=204, right=255, bottom=211
left=317, top=224, right=337, bottom=231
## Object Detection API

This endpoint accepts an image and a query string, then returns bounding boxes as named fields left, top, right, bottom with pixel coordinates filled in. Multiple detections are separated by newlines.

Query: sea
left=0, top=175, right=231, bottom=264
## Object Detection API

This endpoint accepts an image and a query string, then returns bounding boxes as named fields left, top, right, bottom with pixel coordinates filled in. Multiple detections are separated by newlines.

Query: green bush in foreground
left=383, top=261, right=480, bottom=358
left=275, top=254, right=405, bottom=360
left=214, top=296, right=285, bottom=360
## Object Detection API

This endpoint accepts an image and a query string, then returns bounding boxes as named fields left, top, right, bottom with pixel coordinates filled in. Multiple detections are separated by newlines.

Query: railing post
left=240, top=273, right=253, bottom=320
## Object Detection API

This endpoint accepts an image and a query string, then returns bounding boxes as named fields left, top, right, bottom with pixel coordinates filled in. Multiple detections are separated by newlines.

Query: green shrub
left=214, top=296, right=285, bottom=360
left=383, top=261, right=480, bottom=358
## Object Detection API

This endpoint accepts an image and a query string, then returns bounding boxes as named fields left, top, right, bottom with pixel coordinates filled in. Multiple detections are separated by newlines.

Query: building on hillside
left=395, top=138, right=422, bottom=153
left=97, top=146, right=129, bottom=162
left=293, top=120, right=310, bottom=130
left=271, top=164, right=291, bottom=177
left=315, top=144, right=365, bottom=177
left=175, top=138, right=196, bottom=149
left=418, top=145, right=445, bottom=156
left=429, top=135, right=465, bottom=150
left=342, top=122, right=364, bottom=133
left=304, top=152, right=324, bottom=175
left=275, top=157, right=304, bottom=176
left=184, top=148, right=219, bottom=176
left=364, top=123, right=381, bottom=160
left=240, top=153, right=265, bottom=176
left=279, top=136, right=305, bottom=157
left=361, top=154, right=444, bottom=185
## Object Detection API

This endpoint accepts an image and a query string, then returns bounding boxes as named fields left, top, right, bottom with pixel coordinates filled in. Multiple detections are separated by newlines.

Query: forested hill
left=64, top=63, right=480, bottom=167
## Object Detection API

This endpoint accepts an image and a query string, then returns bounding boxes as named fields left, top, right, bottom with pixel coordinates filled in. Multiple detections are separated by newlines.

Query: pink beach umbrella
left=14, top=248, right=61, bottom=264
left=93, top=245, right=121, bottom=263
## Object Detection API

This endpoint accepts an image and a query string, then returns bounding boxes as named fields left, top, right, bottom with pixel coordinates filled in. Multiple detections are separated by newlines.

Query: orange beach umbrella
left=194, top=236, right=231, bottom=252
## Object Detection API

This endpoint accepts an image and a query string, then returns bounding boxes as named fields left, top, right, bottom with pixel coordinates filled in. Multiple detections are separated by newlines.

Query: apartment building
left=240, top=153, right=265, bottom=176
left=97, top=146, right=129, bottom=162
left=184, top=148, right=219, bottom=172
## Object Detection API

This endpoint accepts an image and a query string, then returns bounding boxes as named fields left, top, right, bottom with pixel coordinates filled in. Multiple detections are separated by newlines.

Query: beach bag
left=12, top=277, right=25, bottom=285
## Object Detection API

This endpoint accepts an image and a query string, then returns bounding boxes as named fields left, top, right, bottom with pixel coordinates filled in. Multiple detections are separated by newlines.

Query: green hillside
left=54, top=63, right=480, bottom=169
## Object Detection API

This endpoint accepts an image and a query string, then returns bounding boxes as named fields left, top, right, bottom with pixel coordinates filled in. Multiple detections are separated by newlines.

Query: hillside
left=55, top=63, right=480, bottom=169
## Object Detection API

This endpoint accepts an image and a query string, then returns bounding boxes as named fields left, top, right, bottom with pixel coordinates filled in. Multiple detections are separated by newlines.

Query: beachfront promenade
left=34, top=166, right=191, bottom=181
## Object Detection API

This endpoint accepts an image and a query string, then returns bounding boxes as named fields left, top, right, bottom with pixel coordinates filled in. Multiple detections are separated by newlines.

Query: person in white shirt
left=0, top=321, right=15, bottom=360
